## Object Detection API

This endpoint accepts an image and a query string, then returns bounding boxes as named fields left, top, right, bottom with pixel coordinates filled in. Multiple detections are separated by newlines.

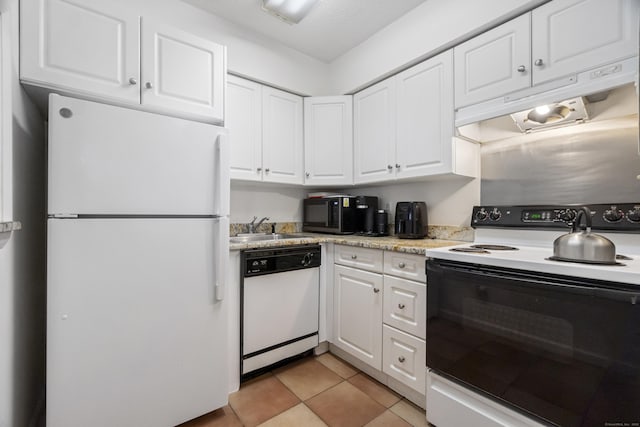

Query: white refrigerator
left=46, top=94, right=230, bottom=427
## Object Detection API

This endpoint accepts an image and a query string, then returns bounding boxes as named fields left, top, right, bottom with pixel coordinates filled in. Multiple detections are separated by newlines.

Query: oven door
left=426, top=259, right=640, bottom=427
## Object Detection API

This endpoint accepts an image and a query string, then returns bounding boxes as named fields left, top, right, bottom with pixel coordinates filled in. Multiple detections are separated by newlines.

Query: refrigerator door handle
left=215, top=217, right=229, bottom=301
left=215, top=132, right=230, bottom=217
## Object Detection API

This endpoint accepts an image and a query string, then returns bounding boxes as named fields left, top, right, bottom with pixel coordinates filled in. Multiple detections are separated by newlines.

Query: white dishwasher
left=241, top=245, right=321, bottom=380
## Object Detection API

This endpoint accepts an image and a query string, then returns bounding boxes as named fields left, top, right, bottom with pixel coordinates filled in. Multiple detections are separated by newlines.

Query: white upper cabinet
left=141, top=18, right=225, bottom=121
left=454, top=0, right=639, bottom=108
left=227, top=75, right=262, bottom=181
left=261, top=86, right=304, bottom=185
left=531, top=0, right=639, bottom=86
left=20, top=0, right=140, bottom=103
left=304, top=96, right=353, bottom=186
left=396, top=51, right=455, bottom=178
left=353, top=79, right=396, bottom=184
left=20, top=0, right=226, bottom=123
left=454, top=14, right=531, bottom=108
left=355, top=50, right=475, bottom=184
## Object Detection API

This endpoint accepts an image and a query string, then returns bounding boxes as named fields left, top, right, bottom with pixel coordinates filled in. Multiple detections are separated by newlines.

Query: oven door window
left=426, top=259, right=640, bottom=427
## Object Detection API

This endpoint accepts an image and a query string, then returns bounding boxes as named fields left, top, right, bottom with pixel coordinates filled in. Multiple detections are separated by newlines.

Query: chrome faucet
left=248, top=216, right=270, bottom=233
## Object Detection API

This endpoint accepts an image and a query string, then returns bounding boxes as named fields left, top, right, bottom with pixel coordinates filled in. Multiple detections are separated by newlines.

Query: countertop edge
left=229, top=234, right=463, bottom=254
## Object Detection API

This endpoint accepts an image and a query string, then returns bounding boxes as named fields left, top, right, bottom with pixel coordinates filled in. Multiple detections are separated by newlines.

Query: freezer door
left=48, top=94, right=229, bottom=216
left=47, top=218, right=228, bottom=427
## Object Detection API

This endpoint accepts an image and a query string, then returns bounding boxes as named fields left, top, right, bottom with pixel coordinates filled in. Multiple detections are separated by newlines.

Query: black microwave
left=303, top=197, right=357, bottom=234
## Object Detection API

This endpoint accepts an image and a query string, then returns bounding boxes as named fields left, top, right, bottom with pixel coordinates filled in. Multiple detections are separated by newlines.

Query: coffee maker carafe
left=355, top=196, right=378, bottom=234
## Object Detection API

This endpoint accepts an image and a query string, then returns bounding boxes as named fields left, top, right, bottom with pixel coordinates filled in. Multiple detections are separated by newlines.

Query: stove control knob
left=475, top=209, right=488, bottom=222
left=558, top=209, right=576, bottom=223
left=626, top=207, right=640, bottom=223
left=489, top=208, right=502, bottom=221
left=603, top=207, right=624, bottom=223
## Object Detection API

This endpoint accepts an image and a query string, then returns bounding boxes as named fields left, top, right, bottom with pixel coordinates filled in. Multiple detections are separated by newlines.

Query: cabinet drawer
left=335, top=245, right=383, bottom=272
left=383, top=325, right=426, bottom=394
left=383, top=276, right=426, bottom=339
left=383, top=251, right=425, bottom=281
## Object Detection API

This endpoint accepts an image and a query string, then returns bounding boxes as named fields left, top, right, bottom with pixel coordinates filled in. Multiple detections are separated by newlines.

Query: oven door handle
left=432, top=262, right=640, bottom=304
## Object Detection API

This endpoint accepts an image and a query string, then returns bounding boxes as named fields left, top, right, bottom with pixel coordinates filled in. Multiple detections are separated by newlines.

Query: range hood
left=455, top=57, right=638, bottom=129
left=510, top=97, right=589, bottom=133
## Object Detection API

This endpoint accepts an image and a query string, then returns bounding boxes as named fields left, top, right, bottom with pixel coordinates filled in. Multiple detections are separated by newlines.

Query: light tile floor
left=178, top=352, right=430, bottom=427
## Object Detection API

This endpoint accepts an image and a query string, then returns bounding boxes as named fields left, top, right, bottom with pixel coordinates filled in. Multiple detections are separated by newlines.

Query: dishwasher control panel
left=243, top=245, right=321, bottom=277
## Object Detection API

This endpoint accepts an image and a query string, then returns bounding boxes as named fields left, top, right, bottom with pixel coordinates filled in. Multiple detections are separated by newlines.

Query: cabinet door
left=227, top=75, right=263, bottom=181
left=396, top=51, right=454, bottom=179
left=141, top=18, right=225, bottom=123
left=262, top=86, right=304, bottom=184
left=304, top=96, right=353, bottom=186
left=354, top=79, right=396, bottom=184
left=333, top=265, right=383, bottom=370
left=454, top=13, right=531, bottom=108
left=531, top=0, right=639, bottom=85
left=20, top=0, right=139, bottom=103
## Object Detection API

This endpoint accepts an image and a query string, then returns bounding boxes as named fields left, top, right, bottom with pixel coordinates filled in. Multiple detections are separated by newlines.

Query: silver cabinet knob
left=387, top=165, right=393, bottom=170
left=265, top=168, right=270, bottom=173
left=257, top=167, right=262, bottom=172
left=351, top=254, right=357, bottom=259
left=398, top=262, right=406, bottom=268
left=517, top=65, right=526, bottom=72
left=305, top=172, right=310, bottom=177
left=145, top=82, right=153, bottom=89
left=395, top=164, right=400, bottom=169
left=373, top=288, right=380, bottom=293
left=398, top=356, right=405, bottom=363
left=129, top=77, right=138, bottom=85
left=534, top=59, right=544, bottom=66
left=398, top=303, right=405, bottom=309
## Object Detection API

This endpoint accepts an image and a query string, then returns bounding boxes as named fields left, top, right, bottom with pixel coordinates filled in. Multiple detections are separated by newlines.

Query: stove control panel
left=472, top=203, right=640, bottom=232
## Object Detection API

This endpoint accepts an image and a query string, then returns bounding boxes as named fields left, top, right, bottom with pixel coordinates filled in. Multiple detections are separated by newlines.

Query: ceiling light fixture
left=262, top=0, right=319, bottom=24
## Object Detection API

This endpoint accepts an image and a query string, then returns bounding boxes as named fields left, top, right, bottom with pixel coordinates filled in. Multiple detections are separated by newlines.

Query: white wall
left=343, top=177, right=480, bottom=229
left=230, top=182, right=307, bottom=224
left=328, top=0, right=548, bottom=94
left=103, top=0, right=330, bottom=96
left=0, top=0, right=46, bottom=426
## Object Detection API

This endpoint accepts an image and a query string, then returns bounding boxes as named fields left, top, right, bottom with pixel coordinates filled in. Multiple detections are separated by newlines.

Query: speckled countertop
left=229, top=233, right=463, bottom=255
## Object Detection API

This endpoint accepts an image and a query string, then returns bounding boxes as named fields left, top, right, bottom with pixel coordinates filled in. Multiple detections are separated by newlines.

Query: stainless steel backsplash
left=481, top=122, right=640, bottom=205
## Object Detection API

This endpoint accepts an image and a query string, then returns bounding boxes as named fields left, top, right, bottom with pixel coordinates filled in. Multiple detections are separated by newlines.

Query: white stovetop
left=425, top=229, right=640, bottom=285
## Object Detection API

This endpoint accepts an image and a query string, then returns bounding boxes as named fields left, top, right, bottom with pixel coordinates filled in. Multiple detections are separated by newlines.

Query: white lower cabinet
left=383, top=325, right=426, bottom=394
left=332, top=245, right=427, bottom=396
left=333, top=263, right=383, bottom=370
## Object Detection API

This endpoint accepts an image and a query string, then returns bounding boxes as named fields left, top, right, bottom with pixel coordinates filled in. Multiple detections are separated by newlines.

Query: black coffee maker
left=395, top=201, right=428, bottom=239
left=355, top=196, right=378, bottom=235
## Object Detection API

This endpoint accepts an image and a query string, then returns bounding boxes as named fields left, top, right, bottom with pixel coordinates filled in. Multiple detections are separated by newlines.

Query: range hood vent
left=510, top=97, right=589, bottom=133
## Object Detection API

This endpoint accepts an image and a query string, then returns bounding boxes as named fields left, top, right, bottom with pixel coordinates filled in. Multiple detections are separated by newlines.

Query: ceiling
left=182, top=0, right=427, bottom=63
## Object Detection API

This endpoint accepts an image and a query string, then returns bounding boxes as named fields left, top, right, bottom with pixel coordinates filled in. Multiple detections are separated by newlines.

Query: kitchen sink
left=229, top=233, right=306, bottom=243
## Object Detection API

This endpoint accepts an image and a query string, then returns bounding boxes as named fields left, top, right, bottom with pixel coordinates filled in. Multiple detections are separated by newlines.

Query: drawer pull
left=373, top=288, right=380, bottom=293
left=398, top=262, right=406, bottom=268
left=398, top=356, right=405, bottom=363
left=398, top=303, right=405, bottom=309
left=351, top=254, right=357, bottom=259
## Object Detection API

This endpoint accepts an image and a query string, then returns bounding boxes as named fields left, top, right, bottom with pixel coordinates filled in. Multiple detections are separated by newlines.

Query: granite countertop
left=229, top=233, right=462, bottom=255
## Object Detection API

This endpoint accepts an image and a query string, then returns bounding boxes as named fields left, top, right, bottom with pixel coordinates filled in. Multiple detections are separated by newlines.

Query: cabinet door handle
left=351, top=254, right=357, bottom=259
left=257, top=167, right=262, bottom=172
left=395, top=164, right=400, bottom=169
left=534, top=59, right=544, bottom=66
left=398, top=356, right=405, bottom=363
left=373, top=288, right=380, bottom=293
left=305, top=172, right=310, bottom=177
left=128, top=77, right=138, bottom=85
left=398, top=303, right=405, bottom=309
left=145, top=82, right=153, bottom=89
left=387, top=165, right=393, bottom=171
left=398, top=262, right=406, bottom=268
left=517, top=65, right=526, bottom=72
left=265, top=168, right=270, bottom=173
